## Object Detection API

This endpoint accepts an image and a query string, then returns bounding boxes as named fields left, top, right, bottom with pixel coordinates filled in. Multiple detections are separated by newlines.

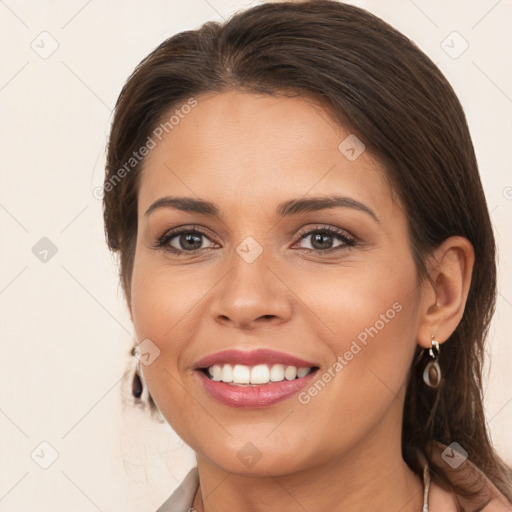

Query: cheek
left=307, top=261, right=421, bottom=424
left=129, top=260, right=188, bottom=393
left=327, top=282, right=419, bottom=363
left=129, top=255, right=220, bottom=433
left=284, top=295, right=420, bottom=466
left=316, top=269, right=420, bottom=454
left=130, top=258, right=202, bottom=350
left=294, top=247, right=418, bottom=349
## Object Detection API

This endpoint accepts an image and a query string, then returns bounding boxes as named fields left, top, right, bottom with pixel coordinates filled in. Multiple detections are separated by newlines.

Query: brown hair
left=103, top=0, right=512, bottom=502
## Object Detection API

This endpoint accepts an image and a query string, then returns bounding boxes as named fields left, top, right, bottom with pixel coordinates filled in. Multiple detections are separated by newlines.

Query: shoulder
left=428, top=442, right=512, bottom=512
left=429, top=480, right=512, bottom=512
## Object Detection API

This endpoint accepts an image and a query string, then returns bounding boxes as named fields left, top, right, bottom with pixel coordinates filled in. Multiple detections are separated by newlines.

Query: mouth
left=199, top=363, right=318, bottom=385
left=193, top=349, right=320, bottom=407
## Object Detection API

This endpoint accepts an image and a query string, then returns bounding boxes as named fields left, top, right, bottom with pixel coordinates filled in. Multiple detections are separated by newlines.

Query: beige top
left=155, top=441, right=512, bottom=512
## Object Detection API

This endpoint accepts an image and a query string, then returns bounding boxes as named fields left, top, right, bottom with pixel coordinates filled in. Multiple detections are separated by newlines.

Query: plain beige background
left=0, top=0, right=511, bottom=510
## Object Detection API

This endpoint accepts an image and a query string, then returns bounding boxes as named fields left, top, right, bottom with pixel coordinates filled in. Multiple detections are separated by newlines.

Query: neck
left=193, top=405, right=424, bottom=512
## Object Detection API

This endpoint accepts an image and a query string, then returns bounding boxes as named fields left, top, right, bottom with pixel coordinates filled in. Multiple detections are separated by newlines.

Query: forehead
left=137, top=91, right=393, bottom=220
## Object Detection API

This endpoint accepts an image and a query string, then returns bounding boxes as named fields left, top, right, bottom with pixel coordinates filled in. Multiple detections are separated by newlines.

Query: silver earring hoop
left=423, top=338, right=441, bottom=388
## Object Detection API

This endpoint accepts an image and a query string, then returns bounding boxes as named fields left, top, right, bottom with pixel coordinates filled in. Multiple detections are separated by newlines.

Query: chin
left=193, top=432, right=320, bottom=478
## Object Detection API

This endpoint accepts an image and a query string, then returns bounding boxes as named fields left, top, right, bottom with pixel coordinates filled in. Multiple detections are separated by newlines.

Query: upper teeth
left=207, top=364, right=312, bottom=385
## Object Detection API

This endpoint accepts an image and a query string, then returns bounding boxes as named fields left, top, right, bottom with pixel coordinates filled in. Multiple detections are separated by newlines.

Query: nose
left=210, top=250, right=293, bottom=330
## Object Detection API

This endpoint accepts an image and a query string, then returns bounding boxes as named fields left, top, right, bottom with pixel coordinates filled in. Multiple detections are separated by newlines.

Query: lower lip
left=196, top=370, right=318, bottom=408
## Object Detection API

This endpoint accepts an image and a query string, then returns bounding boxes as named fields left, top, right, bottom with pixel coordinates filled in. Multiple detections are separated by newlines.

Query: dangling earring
left=132, top=345, right=143, bottom=399
left=423, top=336, right=441, bottom=388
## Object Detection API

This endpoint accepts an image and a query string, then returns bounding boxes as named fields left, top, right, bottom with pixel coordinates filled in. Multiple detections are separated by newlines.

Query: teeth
left=211, top=364, right=222, bottom=381
left=232, top=364, right=250, bottom=384
left=297, top=367, right=310, bottom=378
left=251, top=364, right=270, bottom=384
left=207, top=364, right=313, bottom=385
left=220, top=364, right=233, bottom=383
left=284, top=366, right=297, bottom=380
left=270, top=364, right=284, bottom=382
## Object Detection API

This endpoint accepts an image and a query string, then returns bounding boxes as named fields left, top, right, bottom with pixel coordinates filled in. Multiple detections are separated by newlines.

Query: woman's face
left=129, top=91, right=425, bottom=475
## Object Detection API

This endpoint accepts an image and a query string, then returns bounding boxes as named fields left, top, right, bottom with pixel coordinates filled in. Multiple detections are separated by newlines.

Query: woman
left=102, top=1, right=512, bottom=510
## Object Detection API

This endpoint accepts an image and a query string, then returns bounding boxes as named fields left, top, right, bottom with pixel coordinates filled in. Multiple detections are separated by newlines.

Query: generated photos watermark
left=93, top=97, right=198, bottom=200
left=298, top=301, right=403, bottom=404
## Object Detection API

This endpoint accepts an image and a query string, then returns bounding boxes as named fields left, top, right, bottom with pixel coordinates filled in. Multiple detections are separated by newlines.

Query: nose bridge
left=211, top=236, right=292, bottom=328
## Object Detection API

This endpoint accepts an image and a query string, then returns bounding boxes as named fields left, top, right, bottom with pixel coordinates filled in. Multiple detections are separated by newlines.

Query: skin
left=128, top=91, right=474, bottom=511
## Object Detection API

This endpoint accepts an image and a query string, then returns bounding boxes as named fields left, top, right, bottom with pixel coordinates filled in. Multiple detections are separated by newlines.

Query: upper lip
left=193, top=349, right=319, bottom=369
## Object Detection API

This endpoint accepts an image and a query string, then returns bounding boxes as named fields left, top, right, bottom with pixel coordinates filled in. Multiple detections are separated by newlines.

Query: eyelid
left=294, top=224, right=355, bottom=244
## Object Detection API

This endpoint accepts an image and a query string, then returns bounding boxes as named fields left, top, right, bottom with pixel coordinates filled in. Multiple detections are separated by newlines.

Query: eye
left=293, top=225, right=356, bottom=254
left=152, top=223, right=357, bottom=256
left=152, top=225, right=217, bottom=255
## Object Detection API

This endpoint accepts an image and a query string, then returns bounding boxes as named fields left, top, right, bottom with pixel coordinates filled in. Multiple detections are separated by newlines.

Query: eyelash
left=152, top=224, right=357, bottom=257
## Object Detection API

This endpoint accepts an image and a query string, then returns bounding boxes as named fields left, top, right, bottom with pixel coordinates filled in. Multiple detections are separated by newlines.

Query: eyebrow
left=144, top=195, right=379, bottom=223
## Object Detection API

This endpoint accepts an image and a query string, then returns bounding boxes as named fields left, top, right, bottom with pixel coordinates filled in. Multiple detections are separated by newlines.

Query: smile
left=204, top=363, right=315, bottom=385
left=193, top=349, right=320, bottom=407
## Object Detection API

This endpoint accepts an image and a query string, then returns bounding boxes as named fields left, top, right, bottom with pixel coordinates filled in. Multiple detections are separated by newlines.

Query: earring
left=132, top=345, right=143, bottom=399
left=423, top=336, right=441, bottom=388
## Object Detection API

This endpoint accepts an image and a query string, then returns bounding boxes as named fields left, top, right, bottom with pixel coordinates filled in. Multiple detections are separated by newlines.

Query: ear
left=417, top=236, right=475, bottom=349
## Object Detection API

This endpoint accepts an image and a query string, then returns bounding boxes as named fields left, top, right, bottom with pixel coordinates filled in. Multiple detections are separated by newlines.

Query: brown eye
left=294, top=225, right=356, bottom=254
left=153, top=226, right=217, bottom=255
left=172, top=232, right=204, bottom=251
